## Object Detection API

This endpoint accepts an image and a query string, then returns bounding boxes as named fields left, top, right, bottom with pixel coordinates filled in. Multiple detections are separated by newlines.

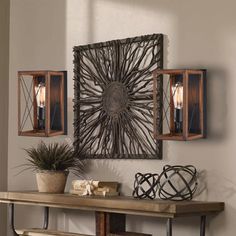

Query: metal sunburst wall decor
left=74, top=34, right=163, bottom=159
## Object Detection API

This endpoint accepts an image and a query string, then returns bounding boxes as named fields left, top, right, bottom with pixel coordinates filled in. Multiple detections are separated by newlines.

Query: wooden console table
left=0, top=192, right=224, bottom=236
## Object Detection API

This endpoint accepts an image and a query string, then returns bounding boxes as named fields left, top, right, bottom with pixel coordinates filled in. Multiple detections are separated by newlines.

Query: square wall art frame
left=74, top=34, right=163, bottom=159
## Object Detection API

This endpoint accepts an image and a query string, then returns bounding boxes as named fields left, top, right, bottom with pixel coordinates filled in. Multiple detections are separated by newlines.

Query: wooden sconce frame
left=18, top=71, right=67, bottom=137
left=153, top=69, right=206, bottom=141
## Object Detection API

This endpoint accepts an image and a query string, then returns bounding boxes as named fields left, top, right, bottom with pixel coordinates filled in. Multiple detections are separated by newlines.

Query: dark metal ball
left=132, top=173, right=159, bottom=200
left=158, top=165, right=198, bottom=201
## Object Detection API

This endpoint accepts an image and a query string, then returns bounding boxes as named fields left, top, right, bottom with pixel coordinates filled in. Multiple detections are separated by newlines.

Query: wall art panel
left=74, top=34, right=163, bottom=159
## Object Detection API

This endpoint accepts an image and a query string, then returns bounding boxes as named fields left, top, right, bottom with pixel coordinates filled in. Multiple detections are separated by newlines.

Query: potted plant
left=24, top=141, right=84, bottom=193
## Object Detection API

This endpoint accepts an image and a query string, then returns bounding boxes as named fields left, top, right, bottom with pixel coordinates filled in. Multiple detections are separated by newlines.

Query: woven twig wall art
left=74, top=34, right=163, bottom=159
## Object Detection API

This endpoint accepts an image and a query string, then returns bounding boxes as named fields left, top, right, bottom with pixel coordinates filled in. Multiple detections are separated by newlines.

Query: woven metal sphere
left=158, top=165, right=198, bottom=201
left=132, top=173, right=159, bottom=200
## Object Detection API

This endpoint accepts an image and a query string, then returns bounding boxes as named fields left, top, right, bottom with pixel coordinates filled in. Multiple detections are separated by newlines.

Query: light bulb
left=35, top=83, right=46, bottom=108
left=171, top=82, right=183, bottom=109
left=171, top=82, right=183, bottom=133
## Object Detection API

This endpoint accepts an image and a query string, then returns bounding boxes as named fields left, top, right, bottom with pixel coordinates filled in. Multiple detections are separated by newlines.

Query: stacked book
left=70, top=180, right=119, bottom=197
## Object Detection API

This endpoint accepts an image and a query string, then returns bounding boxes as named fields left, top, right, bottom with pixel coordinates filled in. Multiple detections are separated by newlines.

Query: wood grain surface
left=0, top=192, right=224, bottom=218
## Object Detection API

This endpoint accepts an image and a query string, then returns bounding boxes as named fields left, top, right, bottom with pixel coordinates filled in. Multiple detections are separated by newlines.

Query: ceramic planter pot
left=36, top=170, right=69, bottom=193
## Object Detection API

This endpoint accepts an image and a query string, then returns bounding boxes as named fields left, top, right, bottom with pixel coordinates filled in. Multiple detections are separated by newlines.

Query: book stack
left=70, top=180, right=119, bottom=197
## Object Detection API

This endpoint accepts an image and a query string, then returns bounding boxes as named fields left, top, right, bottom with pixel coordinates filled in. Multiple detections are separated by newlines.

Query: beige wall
left=0, top=0, right=9, bottom=234
left=8, top=0, right=236, bottom=235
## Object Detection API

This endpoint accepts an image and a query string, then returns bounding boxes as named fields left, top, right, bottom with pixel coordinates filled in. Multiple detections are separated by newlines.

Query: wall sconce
left=153, top=69, right=206, bottom=141
left=18, top=71, right=67, bottom=137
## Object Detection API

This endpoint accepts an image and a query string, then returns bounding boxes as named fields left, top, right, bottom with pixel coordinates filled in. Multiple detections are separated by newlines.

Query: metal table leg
left=167, top=218, right=172, bottom=236
left=200, top=215, right=206, bottom=236
left=9, top=203, right=49, bottom=235
left=9, top=204, right=18, bottom=236
left=43, top=207, right=49, bottom=229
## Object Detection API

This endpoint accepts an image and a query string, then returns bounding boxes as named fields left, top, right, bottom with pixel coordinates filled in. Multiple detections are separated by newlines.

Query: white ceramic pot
left=36, top=170, right=69, bottom=193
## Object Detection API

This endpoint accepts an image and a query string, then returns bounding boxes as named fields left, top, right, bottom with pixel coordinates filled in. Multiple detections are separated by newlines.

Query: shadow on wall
left=67, top=97, right=74, bottom=136
left=206, top=69, right=228, bottom=141
left=87, top=0, right=95, bottom=42
left=99, top=0, right=173, bottom=12
left=206, top=170, right=236, bottom=201
left=194, top=168, right=236, bottom=202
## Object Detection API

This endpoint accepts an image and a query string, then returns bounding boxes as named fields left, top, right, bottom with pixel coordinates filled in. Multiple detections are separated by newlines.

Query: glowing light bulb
left=35, top=82, right=46, bottom=130
left=172, top=82, right=183, bottom=109
left=35, top=83, right=46, bottom=108
left=171, top=82, right=183, bottom=133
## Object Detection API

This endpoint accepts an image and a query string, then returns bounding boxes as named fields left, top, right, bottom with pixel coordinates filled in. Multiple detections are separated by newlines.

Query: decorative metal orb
left=158, top=165, right=198, bottom=201
left=133, top=173, right=159, bottom=199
